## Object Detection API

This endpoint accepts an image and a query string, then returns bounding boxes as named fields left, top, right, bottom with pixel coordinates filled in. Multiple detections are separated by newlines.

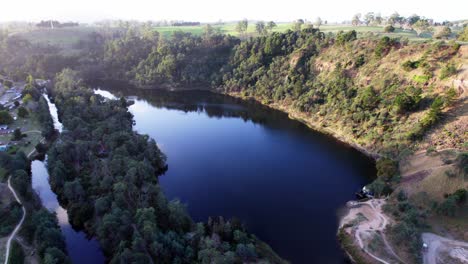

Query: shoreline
left=225, top=91, right=381, bottom=160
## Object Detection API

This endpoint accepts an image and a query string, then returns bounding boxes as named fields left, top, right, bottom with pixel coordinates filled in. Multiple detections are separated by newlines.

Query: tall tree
left=364, top=12, right=375, bottom=26
left=255, top=21, right=267, bottom=35
left=352, top=14, right=361, bottom=26
left=266, top=21, right=277, bottom=32
left=434, top=26, right=451, bottom=39
left=413, top=19, right=432, bottom=36
left=236, top=19, right=249, bottom=36
left=293, top=19, right=305, bottom=31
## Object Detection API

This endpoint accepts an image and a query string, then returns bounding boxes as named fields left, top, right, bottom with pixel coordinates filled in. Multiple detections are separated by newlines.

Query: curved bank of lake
left=96, top=87, right=376, bottom=263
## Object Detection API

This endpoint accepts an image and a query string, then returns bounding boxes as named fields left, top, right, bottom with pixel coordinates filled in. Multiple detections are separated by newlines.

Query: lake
left=96, top=86, right=376, bottom=263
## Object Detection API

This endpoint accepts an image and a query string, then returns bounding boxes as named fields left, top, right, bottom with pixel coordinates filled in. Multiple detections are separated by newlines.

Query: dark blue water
left=31, top=160, right=105, bottom=264
left=96, top=88, right=376, bottom=263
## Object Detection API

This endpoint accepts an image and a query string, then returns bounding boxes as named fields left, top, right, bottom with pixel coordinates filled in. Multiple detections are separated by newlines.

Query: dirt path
left=422, top=233, right=468, bottom=264
left=4, top=177, right=26, bottom=264
left=26, top=137, right=45, bottom=158
left=341, top=199, right=405, bottom=264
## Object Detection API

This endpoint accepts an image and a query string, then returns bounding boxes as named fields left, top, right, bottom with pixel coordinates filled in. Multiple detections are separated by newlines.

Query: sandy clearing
left=341, top=199, right=405, bottom=264
left=422, top=232, right=468, bottom=264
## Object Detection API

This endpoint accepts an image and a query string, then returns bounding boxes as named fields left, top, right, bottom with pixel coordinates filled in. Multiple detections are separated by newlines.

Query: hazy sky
left=1, top=0, right=466, bottom=23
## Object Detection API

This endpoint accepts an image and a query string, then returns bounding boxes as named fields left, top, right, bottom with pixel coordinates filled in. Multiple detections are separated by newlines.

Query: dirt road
left=4, top=177, right=26, bottom=264
left=341, top=199, right=405, bottom=264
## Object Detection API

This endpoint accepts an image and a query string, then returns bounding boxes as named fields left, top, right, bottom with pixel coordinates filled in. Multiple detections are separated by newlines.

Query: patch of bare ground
left=340, top=199, right=405, bottom=264
left=399, top=149, right=465, bottom=197
left=422, top=233, right=468, bottom=264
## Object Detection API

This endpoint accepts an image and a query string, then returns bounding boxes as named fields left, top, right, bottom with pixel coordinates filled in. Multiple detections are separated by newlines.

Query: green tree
left=22, top=94, right=33, bottom=104
left=407, top=14, right=421, bottom=26
left=293, top=19, right=305, bottom=31
left=266, top=21, right=277, bottom=32
left=18, top=106, right=28, bottom=118
left=202, top=24, right=215, bottom=38
left=384, top=25, right=395, bottom=33
left=439, top=63, right=457, bottom=79
left=458, top=26, right=468, bottom=41
left=434, top=26, right=451, bottom=39
left=413, top=19, right=432, bottom=36
left=255, top=21, right=267, bottom=35
left=11, top=169, right=31, bottom=198
left=388, top=13, right=404, bottom=26
left=12, top=128, right=23, bottom=141
left=364, top=12, right=374, bottom=26
left=235, top=19, right=248, bottom=36
left=351, top=14, right=361, bottom=26
left=376, top=158, right=398, bottom=181
left=0, top=111, right=13, bottom=124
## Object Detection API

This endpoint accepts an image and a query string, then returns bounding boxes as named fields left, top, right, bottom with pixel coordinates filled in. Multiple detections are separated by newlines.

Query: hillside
left=217, top=30, right=467, bottom=263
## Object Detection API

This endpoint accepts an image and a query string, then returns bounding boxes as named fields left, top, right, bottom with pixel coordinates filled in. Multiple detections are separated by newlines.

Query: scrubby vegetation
left=384, top=191, right=427, bottom=263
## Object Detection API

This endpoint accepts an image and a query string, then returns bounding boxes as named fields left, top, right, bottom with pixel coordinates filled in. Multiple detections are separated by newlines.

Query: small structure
left=0, top=125, right=8, bottom=130
left=356, top=186, right=374, bottom=200
left=0, top=145, right=9, bottom=152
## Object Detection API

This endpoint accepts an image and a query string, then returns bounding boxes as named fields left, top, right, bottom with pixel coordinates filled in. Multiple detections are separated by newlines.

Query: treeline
left=0, top=31, right=79, bottom=80
left=47, top=69, right=284, bottom=263
left=36, top=20, right=79, bottom=28
left=101, top=29, right=239, bottom=88
left=172, top=21, right=201, bottom=27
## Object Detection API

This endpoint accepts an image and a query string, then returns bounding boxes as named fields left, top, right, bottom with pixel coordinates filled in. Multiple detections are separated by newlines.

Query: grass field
left=11, top=23, right=462, bottom=54
left=14, top=27, right=99, bottom=55
left=0, top=112, right=43, bottom=156
left=154, top=23, right=431, bottom=42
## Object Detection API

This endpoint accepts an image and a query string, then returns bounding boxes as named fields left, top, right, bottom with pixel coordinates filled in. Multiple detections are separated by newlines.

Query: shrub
left=336, top=30, right=357, bottom=46
left=355, top=86, right=379, bottom=110
left=375, top=36, right=397, bottom=58
left=439, top=63, right=457, bottom=79
left=354, top=54, right=365, bottom=68
left=22, top=94, right=33, bottom=104
left=18, top=106, right=28, bottom=118
left=445, top=87, right=458, bottom=106
left=412, top=74, right=431, bottom=84
left=384, top=25, right=395, bottom=33
left=0, top=110, right=13, bottom=124
left=376, top=158, right=399, bottom=181
left=457, top=25, right=468, bottom=41
left=426, top=146, right=436, bottom=154
left=402, top=60, right=420, bottom=71
left=12, top=129, right=23, bottom=141
left=393, top=88, right=421, bottom=114
left=437, top=189, right=466, bottom=216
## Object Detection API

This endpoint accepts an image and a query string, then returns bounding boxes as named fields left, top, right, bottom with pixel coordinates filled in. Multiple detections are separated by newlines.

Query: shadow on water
left=94, top=81, right=376, bottom=264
